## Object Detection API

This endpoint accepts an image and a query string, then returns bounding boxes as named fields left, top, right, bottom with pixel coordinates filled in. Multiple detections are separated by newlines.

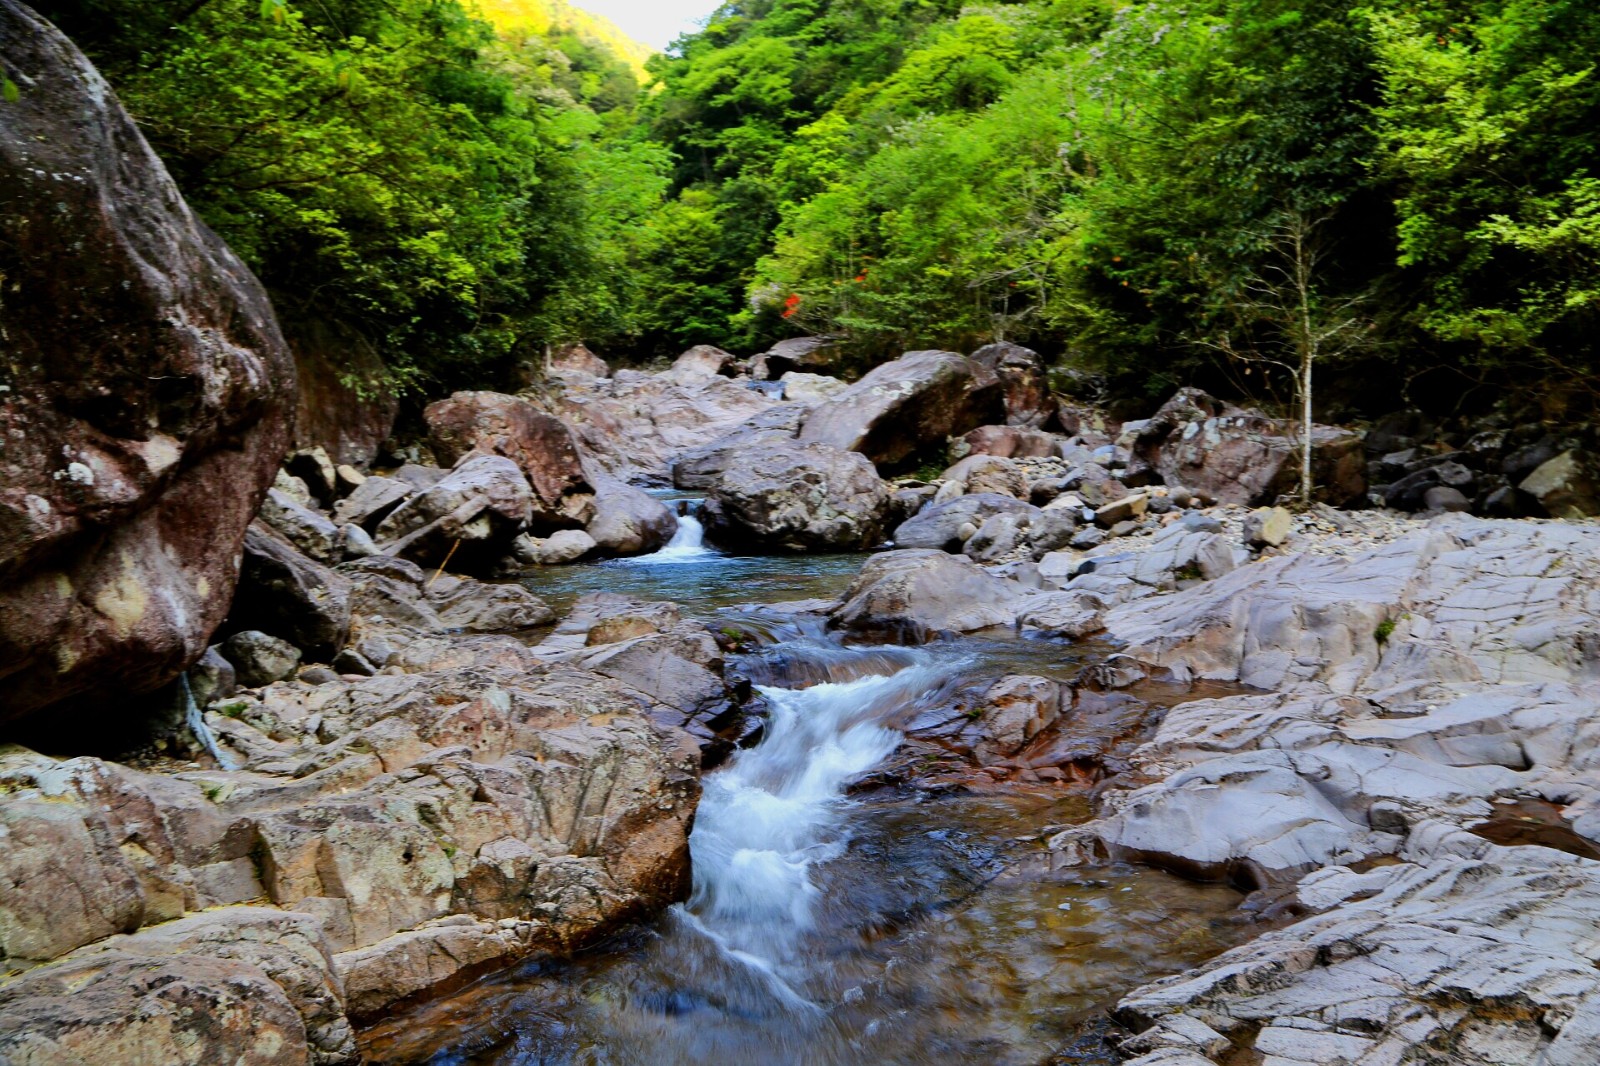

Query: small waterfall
left=626, top=506, right=712, bottom=565
left=181, top=673, right=238, bottom=770
left=685, top=657, right=954, bottom=963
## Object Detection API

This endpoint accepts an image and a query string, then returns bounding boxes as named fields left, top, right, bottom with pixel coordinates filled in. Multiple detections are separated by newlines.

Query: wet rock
left=375, top=454, right=534, bottom=571
left=586, top=475, right=676, bottom=556
left=1519, top=449, right=1600, bottom=518
left=1131, top=388, right=1366, bottom=507
left=0, top=4, right=295, bottom=721
left=973, top=675, right=1065, bottom=764
left=701, top=441, right=891, bottom=552
left=799, top=350, right=1004, bottom=472
left=892, top=493, right=1039, bottom=552
left=219, top=631, right=302, bottom=688
left=1243, top=505, right=1292, bottom=548
left=969, top=342, right=1056, bottom=428
left=779, top=371, right=848, bottom=403
left=228, top=523, right=351, bottom=660
left=831, top=549, right=1024, bottom=638
left=423, top=391, right=594, bottom=529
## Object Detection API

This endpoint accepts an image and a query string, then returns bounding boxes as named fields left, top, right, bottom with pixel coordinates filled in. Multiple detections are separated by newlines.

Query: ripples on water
left=361, top=515, right=1252, bottom=1065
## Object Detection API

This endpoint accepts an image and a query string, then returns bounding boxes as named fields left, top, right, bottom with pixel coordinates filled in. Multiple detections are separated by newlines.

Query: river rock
left=1519, top=449, right=1600, bottom=518
left=969, top=342, right=1056, bottom=427
left=779, top=371, right=848, bottom=403
left=1243, top=505, right=1292, bottom=547
left=0, top=4, right=296, bottom=721
left=516, top=529, right=598, bottom=566
left=667, top=344, right=739, bottom=380
left=423, top=576, right=553, bottom=631
left=798, top=350, right=1004, bottom=472
left=700, top=441, right=892, bottom=552
left=585, top=476, right=676, bottom=556
left=374, top=454, right=534, bottom=571
left=957, top=424, right=1059, bottom=460
left=671, top=406, right=805, bottom=489
left=423, top=390, right=594, bottom=529
left=219, top=631, right=302, bottom=688
left=891, top=493, right=1039, bottom=552
left=227, top=523, right=352, bottom=660
left=259, top=487, right=342, bottom=563
left=332, top=475, right=411, bottom=530
left=940, top=454, right=1028, bottom=498
left=831, top=549, right=1024, bottom=639
left=1130, top=388, right=1366, bottom=506
left=549, top=370, right=776, bottom=484
left=548, top=343, right=609, bottom=379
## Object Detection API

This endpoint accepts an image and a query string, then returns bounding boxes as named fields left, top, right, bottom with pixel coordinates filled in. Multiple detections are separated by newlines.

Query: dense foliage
left=33, top=0, right=668, bottom=392
left=642, top=0, right=1600, bottom=410
left=26, top=0, right=1600, bottom=410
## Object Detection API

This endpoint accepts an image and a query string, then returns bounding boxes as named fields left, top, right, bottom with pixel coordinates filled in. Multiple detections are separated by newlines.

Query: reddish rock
left=799, top=350, right=1004, bottom=473
left=970, top=342, right=1056, bottom=428
left=0, top=3, right=295, bottom=722
left=1132, top=388, right=1366, bottom=507
left=424, top=391, right=594, bottom=529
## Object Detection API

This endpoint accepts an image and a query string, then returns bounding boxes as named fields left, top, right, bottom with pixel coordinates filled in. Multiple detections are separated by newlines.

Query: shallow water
left=363, top=519, right=1254, bottom=1065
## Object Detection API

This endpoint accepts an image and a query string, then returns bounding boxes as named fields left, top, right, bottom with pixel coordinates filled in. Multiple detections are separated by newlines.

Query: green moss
left=1375, top=618, right=1397, bottom=645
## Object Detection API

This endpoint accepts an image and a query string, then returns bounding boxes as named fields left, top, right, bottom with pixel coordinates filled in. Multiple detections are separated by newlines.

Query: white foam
left=624, top=512, right=713, bottom=565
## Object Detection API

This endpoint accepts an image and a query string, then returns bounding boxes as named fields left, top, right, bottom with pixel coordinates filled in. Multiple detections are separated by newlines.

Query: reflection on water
left=365, top=520, right=1254, bottom=1066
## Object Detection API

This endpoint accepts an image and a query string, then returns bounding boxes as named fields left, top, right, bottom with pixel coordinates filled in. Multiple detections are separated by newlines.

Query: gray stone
left=219, top=631, right=302, bottom=687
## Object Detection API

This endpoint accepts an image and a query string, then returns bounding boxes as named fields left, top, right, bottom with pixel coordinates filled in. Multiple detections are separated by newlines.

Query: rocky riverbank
left=4, top=12, right=1600, bottom=1061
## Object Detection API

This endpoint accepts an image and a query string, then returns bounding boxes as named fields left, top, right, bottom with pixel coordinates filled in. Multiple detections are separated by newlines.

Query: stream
left=358, top=507, right=1253, bottom=1065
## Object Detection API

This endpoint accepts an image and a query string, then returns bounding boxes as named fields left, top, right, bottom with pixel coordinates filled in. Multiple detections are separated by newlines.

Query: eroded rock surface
left=0, top=2, right=295, bottom=720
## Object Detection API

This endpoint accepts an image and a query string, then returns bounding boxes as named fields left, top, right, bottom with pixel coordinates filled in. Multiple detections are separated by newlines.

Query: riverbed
left=358, top=514, right=1256, bottom=1065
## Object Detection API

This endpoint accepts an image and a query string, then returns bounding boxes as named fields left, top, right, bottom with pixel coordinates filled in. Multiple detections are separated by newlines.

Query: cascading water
left=624, top=508, right=712, bottom=566
left=687, top=658, right=955, bottom=965
left=180, top=673, right=237, bottom=770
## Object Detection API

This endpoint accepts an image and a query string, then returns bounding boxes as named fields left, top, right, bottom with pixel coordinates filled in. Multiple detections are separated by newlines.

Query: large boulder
left=1130, top=388, right=1366, bottom=506
left=799, top=350, right=1004, bottom=472
left=666, top=344, right=738, bottom=381
left=424, top=391, right=594, bottom=529
left=547, top=343, right=609, bottom=379
left=0, top=4, right=296, bottom=722
left=830, top=549, right=1023, bottom=639
left=671, top=406, right=804, bottom=489
left=749, top=336, right=839, bottom=380
left=1519, top=450, right=1600, bottom=519
left=586, top=476, right=677, bottom=557
left=969, top=342, right=1056, bottom=428
left=374, top=454, right=533, bottom=571
left=700, top=441, right=892, bottom=552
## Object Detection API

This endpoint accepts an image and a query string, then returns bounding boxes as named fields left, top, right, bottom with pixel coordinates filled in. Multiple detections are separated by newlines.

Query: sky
left=572, top=0, right=724, bottom=50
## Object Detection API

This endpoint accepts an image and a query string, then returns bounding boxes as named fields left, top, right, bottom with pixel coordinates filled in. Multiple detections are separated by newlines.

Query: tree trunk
left=1300, top=348, right=1314, bottom=504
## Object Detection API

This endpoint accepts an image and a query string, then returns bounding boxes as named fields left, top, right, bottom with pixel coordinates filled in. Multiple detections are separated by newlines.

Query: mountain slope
left=473, top=0, right=655, bottom=79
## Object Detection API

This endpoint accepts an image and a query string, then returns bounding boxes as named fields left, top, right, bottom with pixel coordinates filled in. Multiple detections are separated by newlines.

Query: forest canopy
left=29, top=0, right=1600, bottom=412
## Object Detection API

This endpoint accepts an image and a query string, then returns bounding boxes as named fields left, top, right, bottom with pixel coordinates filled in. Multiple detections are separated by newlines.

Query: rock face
left=285, top=317, right=398, bottom=468
left=799, top=350, right=1004, bottom=472
left=423, top=391, right=593, bottom=529
left=1130, top=388, right=1366, bottom=506
left=0, top=2, right=296, bottom=722
left=700, top=442, right=892, bottom=552
left=1040, top=516, right=1600, bottom=1064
